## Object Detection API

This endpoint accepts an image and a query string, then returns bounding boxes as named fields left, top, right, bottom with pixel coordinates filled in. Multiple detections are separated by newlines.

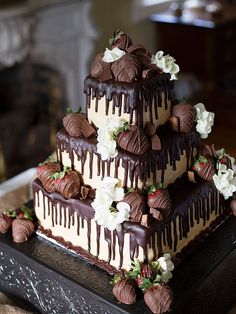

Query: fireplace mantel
left=0, top=0, right=97, bottom=111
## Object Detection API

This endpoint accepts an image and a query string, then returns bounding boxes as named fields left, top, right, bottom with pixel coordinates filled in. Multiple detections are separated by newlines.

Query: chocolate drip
left=33, top=175, right=226, bottom=272
left=57, top=127, right=200, bottom=188
left=104, top=229, right=112, bottom=263
left=84, top=75, right=173, bottom=128
left=96, top=224, right=101, bottom=256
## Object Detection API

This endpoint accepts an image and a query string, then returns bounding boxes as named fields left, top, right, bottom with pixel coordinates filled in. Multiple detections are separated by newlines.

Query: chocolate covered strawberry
left=53, top=167, right=81, bottom=199
left=147, top=184, right=172, bottom=219
left=117, top=125, right=150, bottom=155
left=12, top=218, right=35, bottom=243
left=192, top=156, right=216, bottom=181
left=63, top=110, right=95, bottom=138
left=109, top=29, right=133, bottom=51
left=112, top=276, right=136, bottom=305
left=37, top=161, right=61, bottom=193
left=90, top=53, right=113, bottom=81
left=169, top=102, right=196, bottom=133
left=0, top=213, right=12, bottom=233
left=144, top=284, right=173, bottom=314
left=216, top=148, right=233, bottom=169
left=123, top=190, right=146, bottom=222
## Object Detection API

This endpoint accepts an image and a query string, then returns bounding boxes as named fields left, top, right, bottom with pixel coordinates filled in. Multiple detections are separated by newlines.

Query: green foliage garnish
left=52, top=166, right=71, bottom=180
left=38, top=155, right=56, bottom=166
left=217, top=148, right=225, bottom=160
left=4, top=205, right=35, bottom=221
left=138, top=277, right=153, bottom=292
left=110, top=273, right=122, bottom=285
left=109, top=29, right=124, bottom=47
left=66, top=107, right=82, bottom=114
left=148, top=183, right=163, bottom=194
left=113, top=122, right=130, bottom=139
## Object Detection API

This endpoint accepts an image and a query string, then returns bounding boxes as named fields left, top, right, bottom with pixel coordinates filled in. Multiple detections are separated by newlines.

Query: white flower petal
left=102, top=47, right=125, bottom=63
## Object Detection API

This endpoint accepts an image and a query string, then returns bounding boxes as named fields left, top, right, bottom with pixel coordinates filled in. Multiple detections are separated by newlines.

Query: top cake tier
left=84, top=30, right=178, bottom=129
left=84, top=74, right=173, bottom=128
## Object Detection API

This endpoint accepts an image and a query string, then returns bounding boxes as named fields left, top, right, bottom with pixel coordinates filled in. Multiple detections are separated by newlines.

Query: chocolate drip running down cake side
left=29, top=30, right=236, bottom=313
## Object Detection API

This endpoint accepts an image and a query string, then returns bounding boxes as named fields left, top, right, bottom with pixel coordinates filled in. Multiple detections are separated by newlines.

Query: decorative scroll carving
left=0, top=249, right=113, bottom=313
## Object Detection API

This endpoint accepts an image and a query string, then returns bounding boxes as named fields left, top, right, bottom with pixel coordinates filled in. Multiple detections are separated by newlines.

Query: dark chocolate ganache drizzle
left=33, top=176, right=226, bottom=274
left=84, top=75, right=174, bottom=126
left=56, top=127, right=201, bottom=189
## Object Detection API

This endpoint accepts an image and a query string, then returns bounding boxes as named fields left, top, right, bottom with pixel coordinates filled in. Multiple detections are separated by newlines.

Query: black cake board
left=0, top=215, right=236, bottom=314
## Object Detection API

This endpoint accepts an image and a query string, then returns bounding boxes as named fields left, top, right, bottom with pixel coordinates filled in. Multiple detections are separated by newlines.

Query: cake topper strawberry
left=109, top=29, right=133, bottom=51
left=52, top=167, right=81, bottom=199
left=147, top=183, right=172, bottom=220
left=111, top=53, right=142, bottom=82
left=63, top=108, right=96, bottom=138
left=192, top=156, right=216, bottom=181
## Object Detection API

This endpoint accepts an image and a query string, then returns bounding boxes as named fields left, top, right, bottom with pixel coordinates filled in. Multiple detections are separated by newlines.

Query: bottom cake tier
left=33, top=176, right=226, bottom=274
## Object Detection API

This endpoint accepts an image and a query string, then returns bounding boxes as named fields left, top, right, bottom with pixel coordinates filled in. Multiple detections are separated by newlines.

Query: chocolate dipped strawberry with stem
left=123, top=188, right=146, bottom=222
left=111, top=274, right=136, bottom=305
left=192, top=155, right=216, bottom=181
left=37, top=159, right=61, bottom=193
left=109, top=29, right=133, bottom=51
left=0, top=212, right=13, bottom=233
left=144, top=284, right=173, bottom=314
left=12, top=218, right=35, bottom=243
left=216, top=148, right=233, bottom=170
left=63, top=107, right=95, bottom=138
left=169, top=99, right=196, bottom=133
left=116, top=123, right=150, bottom=155
left=147, top=183, right=172, bottom=220
left=52, top=167, right=81, bottom=199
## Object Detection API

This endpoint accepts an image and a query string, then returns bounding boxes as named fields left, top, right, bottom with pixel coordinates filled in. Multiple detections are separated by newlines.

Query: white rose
left=102, top=47, right=125, bottom=63
left=158, top=253, right=174, bottom=272
left=97, top=118, right=126, bottom=161
left=194, top=103, right=215, bottom=139
left=161, top=270, right=173, bottom=283
left=92, top=177, right=128, bottom=230
left=152, top=50, right=180, bottom=80
left=213, top=164, right=236, bottom=199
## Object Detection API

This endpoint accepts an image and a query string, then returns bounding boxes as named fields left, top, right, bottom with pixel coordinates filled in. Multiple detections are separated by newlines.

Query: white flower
left=92, top=177, right=129, bottom=231
left=151, top=50, right=180, bottom=80
left=194, top=103, right=215, bottom=139
left=157, top=253, right=174, bottom=272
left=161, top=270, right=173, bottom=283
left=213, top=163, right=236, bottom=199
left=102, top=47, right=125, bottom=63
left=97, top=118, right=126, bottom=161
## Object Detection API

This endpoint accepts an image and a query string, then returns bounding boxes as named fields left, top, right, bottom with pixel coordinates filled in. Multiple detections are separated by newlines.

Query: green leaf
left=109, top=29, right=124, bottom=47
left=198, top=155, right=207, bottom=163
left=110, top=273, right=121, bottom=285
left=139, top=277, right=153, bottom=293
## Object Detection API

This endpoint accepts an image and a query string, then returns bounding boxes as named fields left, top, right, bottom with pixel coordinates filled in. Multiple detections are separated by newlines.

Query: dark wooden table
left=0, top=214, right=236, bottom=313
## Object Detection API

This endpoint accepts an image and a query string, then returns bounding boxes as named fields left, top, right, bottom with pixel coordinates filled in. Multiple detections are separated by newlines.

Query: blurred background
left=0, top=0, right=235, bottom=182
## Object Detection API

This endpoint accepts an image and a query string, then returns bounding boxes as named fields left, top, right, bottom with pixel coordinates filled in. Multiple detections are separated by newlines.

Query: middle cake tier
left=56, top=127, right=201, bottom=189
